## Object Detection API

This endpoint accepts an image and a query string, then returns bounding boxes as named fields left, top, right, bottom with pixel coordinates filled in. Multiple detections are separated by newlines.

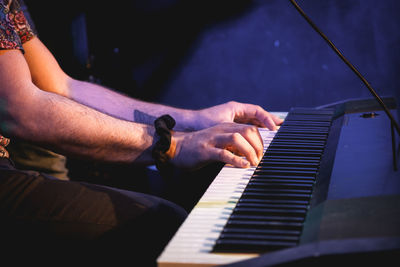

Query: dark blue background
left=156, top=0, right=400, bottom=112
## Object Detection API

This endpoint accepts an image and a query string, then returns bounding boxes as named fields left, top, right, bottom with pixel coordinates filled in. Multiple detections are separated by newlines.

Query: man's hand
left=169, top=122, right=264, bottom=170
left=193, top=101, right=283, bottom=131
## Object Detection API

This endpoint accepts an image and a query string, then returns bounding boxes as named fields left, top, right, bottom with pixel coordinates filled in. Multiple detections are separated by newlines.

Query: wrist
left=152, top=115, right=176, bottom=174
left=165, top=133, right=176, bottom=160
left=173, top=109, right=198, bottom=132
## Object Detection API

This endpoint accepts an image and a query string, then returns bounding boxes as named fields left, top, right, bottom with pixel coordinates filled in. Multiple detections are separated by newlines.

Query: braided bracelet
left=152, top=114, right=176, bottom=174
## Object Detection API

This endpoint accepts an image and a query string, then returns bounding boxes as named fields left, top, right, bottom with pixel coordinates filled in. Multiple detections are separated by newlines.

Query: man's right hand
left=169, top=122, right=264, bottom=170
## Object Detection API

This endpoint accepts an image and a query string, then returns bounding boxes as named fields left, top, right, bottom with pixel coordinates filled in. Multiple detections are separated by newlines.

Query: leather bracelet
left=152, top=114, right=176, bottom=174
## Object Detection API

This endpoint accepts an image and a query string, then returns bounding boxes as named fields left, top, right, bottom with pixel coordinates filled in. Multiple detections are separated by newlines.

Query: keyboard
left=157, top=98, right=400, bottom=266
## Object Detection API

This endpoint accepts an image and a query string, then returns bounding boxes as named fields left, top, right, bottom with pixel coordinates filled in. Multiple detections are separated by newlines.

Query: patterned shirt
left=0, top=0, right=35, bottom=51
left=0, top=0, right=36, bottom=157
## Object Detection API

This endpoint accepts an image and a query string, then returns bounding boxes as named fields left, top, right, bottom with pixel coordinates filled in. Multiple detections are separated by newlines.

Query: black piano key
left=229, top=214, right=304, bottom=223
left=288, top=108, right=334, bottom=115
left=254, top=166, right=318, bottom=173
left=218, top=233, right=299, bottom=242
left=249, top=177, right=314, bottom=184
left=238, top=198, right=310, bottom=206
left=284, top=116, right=332, bottom=122
left=243, top=188, right=312, bottom=195
left=253, top=169, right=317, bottom=177
left=265, top=149, right=323, bottom=157
left=285, top=111, right=333, bottom=116
left=274, top=130, right=328, bottom=137
left=249, top=178, right=315, bottom=184
left=217, top=233, right=300, bottom=250
left=278, top=127, right=329, bottom=134
left=232, top=207, right=307, bottom=217
left=217, top=236, right=299, bottom=245
left=285, top=114, right=332, bottom=119
left=266, top=147, right=325, bottom=152
left=251, top=175, right=316, bottom=181
left=221, top=227, right=301, bottom=237
left=268, top=152, right=321, bottom=159
left=258, top=160, right=320, bottom=168
left=246, top=181, right=314, bottom=190
left=282, top=121, right=331, bottom=127
left=241, top=192, right=311, bottom=201
left=269, top=142, right=325, bottom=150
left=213, top=239, right=297, bottom=252
left=225, top=219, right=304, bottom=230
left=279, top=126, right=330, bottom=133
left=235, top=202, right=308, bottom=211
left=270, top=140, right=326, bottom=146
left=273, top=133, right=328, bottom=141
left=261, top=156, right=321, bottom=164
left=278, top=130, right=329, bottom=135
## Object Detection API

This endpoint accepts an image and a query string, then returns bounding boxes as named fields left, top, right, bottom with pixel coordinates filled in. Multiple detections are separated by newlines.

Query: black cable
left=288, top=0, right=400, bottom=137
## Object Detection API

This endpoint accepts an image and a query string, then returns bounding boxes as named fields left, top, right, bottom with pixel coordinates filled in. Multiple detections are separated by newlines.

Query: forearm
left=67, top=78, right=197, bottom=131
left=4, top=86, right=155, bottom=164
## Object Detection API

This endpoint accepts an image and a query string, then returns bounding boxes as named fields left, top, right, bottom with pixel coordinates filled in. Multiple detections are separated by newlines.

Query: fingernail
left=242, top=159, right=250, bottom=168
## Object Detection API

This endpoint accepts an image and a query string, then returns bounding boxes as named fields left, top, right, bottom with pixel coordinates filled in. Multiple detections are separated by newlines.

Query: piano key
left=290, top=107, right=335, bottom=115
left=282, top=121, right=332, bottom=127
left=243, top=187, right=312, bottom=195
left=265, top=149, right=323, bottom=157
left=270, top=139, right=326, bottom=145
left=282, top=129, right=329, bottom=134
left=288, top=108, right=334, bottom=115
left=241, top=192, right=312, bottom=201
left=250, top=175, right=316, bottom=182
left=224, top=219, right=304, bottom=230
left=213, top=239, right=298, bottom=252
left=246, top=181, right=314, bottom=190
left=258, top=161, right=320, bottom=169
left=218, top=233, right=300, bottom=242
left=284, top=115, right=332, bottom=122
left=253, top=169, right=317, bottom=177
left=229, top=214, right=305, bottom=222
left=254, top=166, right=318, bottom=172
left=235, top=201, right=308, bottom=211
left=269, top=142, right=325, bottom=150
left=279, top=126, right=330, bottom=133
left=237, top=198, right=310, bottom=206
left=232, top=207, right=307, bottom=217
left=249, top=176, right=316, bottom=182
left=286, top=109, right=334, bottom=115
left=261, top=155, right=321, bottom=164
left=273, top=133, right=328, bottom=141
left=221, top=227, right=302, bottom=237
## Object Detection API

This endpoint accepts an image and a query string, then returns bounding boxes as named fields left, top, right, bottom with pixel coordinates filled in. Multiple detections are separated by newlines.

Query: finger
left=251, top=107, right=279, bottom=130
left=263, top=115, right=279, bottom=131
left=270, top=112, right=284, bottom=126
left=235, top=104, right=282, bottom=131
left=211, top=123, right=264, bottom=161
left=209, top=147, right=250, bottom=168
left=216, top=132, right=260, bottom=166
left=238, top=125, right=264, bottom=160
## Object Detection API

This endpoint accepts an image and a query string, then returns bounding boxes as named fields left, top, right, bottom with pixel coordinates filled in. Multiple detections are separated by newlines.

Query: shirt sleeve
left=0, top=0, right=35, bottom=51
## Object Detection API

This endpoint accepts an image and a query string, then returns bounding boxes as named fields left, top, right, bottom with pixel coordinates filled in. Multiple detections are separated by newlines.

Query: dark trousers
left=0, top=158, right=187, bottom=266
